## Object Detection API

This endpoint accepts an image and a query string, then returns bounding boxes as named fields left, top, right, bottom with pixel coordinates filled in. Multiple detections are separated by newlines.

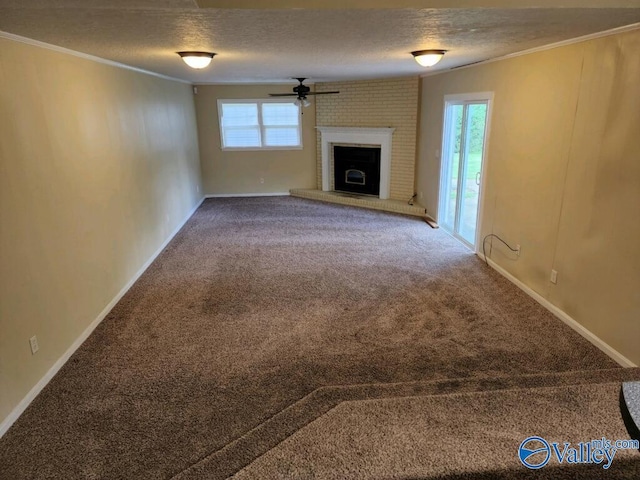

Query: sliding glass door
left=439, top=95, right=491, bottom=249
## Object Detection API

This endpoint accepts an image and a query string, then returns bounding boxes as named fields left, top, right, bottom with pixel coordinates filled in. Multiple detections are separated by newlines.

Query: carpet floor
left=0, top=197, right=625, bottom=479
left=233, top=381, right=640, bottom=479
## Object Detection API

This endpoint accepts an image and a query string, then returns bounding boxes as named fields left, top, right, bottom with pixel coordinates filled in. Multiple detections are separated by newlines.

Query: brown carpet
left=176, top=368, right=640, bottom=479
left=0, top=197, right=623, bottom=479
left=233, top=382, right=640, bottom=479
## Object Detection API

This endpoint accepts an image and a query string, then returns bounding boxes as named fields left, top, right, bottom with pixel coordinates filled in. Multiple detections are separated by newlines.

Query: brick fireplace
left=313, top=77, right=419, bottom=201
left=290, top=77, right=424, bottom=216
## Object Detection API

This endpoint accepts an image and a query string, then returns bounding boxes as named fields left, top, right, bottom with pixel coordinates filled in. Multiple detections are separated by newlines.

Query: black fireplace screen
left=334, top=146, right=381, bottom=196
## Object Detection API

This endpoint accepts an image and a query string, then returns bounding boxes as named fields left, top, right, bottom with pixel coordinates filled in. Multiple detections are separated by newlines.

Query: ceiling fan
left=269, top=78, right=339, bottom=107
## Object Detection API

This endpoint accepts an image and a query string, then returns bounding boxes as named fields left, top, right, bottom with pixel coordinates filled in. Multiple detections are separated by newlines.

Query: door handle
left=475, top=172, right=481, bottom=186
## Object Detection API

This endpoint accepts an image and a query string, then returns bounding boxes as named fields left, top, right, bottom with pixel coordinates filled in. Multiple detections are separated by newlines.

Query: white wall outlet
left=516, top=244, right=521, bottom=257
left=29, top=335, right=39, bottom=355
left=419, top=191, right=423, bottom=199
left=260, top=178, right=264, bottom=184
left=550, top=269, right=558, bottom=284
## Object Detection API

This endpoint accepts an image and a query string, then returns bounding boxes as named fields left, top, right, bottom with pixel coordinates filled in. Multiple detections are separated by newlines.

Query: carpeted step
left=173, top=367, right=640, bottom=479
left=233, top=380, right=640, bottom=479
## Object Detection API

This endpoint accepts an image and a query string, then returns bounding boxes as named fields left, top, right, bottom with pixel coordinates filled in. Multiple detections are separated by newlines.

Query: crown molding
left=0, top=30, right=192, bottom=85
left=421, top=22, right=640, bottom=78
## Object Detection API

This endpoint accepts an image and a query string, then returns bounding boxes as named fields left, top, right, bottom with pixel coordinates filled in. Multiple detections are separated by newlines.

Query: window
left=217, top=99, right=302, bottom=150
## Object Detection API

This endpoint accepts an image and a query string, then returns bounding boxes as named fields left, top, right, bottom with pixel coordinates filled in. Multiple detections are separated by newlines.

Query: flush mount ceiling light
left=177, top=51, right=216, bottom=69
left=411, top=49, right=447, bottom=67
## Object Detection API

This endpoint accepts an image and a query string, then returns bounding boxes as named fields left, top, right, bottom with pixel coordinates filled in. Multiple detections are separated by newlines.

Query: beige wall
left=417, top=29, right=640, bottom=365
left=195, top=84, right=317, bottom=195
left=0, top=38, right=202, bottom=424
left=316, top=77, right=419, bottom=201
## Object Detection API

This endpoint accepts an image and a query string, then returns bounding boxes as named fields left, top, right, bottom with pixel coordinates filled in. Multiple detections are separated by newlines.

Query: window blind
left=218, top=100, right=302, bottom=150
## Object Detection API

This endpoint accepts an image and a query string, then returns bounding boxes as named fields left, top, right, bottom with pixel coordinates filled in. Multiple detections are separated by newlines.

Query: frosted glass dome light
left=411, top=50, right=447, bottom=67
left=177, top=52, right=216, bottom=69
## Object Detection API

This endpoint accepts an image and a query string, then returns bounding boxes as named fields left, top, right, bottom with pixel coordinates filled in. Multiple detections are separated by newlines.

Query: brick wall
left=315, top=77, right=419, bottom=201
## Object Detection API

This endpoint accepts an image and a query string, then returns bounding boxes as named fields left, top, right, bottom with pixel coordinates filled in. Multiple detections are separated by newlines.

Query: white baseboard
left=478, top=253, right=637, bottom=368
left=205, top=192, right=291, bottom=198
left=0, top=197, right=206, bottom=438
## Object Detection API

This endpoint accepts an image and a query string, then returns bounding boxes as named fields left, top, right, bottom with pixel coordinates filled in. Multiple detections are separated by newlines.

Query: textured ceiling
left=0, top=1, right=639, bottom=84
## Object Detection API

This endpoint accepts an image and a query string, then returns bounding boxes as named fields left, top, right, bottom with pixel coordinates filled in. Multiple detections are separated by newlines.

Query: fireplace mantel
left=316, top=126, right=395, bottom=200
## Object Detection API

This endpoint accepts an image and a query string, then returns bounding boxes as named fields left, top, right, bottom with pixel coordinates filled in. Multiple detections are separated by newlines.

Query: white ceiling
left=1, top=1, right=639, bottom=84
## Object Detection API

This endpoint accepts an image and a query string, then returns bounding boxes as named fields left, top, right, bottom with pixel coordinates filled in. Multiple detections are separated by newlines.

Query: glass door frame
left=438, top=92, right=494, bottom=252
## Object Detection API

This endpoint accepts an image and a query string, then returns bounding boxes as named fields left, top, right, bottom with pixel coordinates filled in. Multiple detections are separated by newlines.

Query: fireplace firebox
left=333, top=146, right=381, bottom=196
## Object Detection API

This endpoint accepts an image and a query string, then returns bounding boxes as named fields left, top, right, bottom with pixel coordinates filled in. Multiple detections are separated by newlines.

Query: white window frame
left=217, top=98, right=303, bottom=151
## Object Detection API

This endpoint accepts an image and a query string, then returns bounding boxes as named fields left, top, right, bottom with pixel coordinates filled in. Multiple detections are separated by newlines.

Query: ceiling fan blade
left=305, top=91, right=340, bottom=95
left=268, top=93, right=298, bottom=97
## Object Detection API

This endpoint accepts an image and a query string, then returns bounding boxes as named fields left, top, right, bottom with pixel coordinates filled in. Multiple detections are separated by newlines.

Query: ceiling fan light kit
left=294, top=97, right=311, bottom=108
left=411, top=49, right=447, bottom=67
left=177, top=51, right=216, bottom=69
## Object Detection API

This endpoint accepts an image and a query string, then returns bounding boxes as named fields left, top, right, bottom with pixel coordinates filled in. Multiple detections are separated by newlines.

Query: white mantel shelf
left=316, top=126, right=395, bottom=200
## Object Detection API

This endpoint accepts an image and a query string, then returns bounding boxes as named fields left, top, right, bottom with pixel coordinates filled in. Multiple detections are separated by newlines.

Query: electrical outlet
left=550, top=270, right=558, bottom=284
left=516, top=244, right=521, bottom=257
left=260, top=178, right=264, bottom=184
left=419, top=191, right=423, bottom=199
left=29, top=335, right=39, bottom=355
